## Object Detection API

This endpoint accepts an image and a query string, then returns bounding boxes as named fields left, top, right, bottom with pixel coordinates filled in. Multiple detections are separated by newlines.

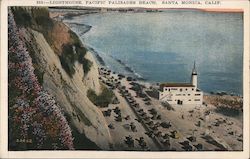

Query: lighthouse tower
left=191, top=61, right=198, bottom=89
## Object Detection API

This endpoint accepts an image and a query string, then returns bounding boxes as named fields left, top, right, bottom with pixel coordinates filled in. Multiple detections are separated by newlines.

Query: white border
left=1, top=0, right=249, bottom=158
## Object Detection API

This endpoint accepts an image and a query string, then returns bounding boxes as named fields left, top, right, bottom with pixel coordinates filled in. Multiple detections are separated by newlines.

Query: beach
left=56, top=10, right=244, bottom=150
left=95, top=66, right=243, bottom=151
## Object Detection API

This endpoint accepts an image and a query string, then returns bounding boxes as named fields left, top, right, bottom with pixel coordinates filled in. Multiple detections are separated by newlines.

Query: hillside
left=9, top=7, right=112, bottom=150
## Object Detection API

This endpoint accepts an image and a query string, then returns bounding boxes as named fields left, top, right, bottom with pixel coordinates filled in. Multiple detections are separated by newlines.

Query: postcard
left=0, top=0, right=249, bottom=158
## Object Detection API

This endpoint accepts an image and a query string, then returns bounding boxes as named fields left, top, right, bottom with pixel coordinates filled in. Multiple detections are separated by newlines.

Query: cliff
left=11, top=7, right=112, bottom=150
left=34, top=29, right=112, bottom=147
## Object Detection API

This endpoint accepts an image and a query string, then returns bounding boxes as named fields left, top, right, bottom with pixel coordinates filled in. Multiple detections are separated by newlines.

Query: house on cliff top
left=159, top=62, right=203, bottom=105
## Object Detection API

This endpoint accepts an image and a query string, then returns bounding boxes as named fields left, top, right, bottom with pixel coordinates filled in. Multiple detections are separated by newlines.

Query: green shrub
left=35, top=16, right=53, bottom=30
left=69, top=30, right=82, bottom=47
left=31, top=8, right=54, bottom=44
left=59, top=42, right=92, bottom=77
left=87, top=87, right=115, bottom=108
left=68, top=30, right=92, bottom=75
left=11, top=7, right=54, bottom=45
left=12, top=7, right=32, bottom=27
left=59, top=44, right=77, bottom=77
left=82, top=59, right=92, bottom=75
left=76, top=46, right=87, bottom=63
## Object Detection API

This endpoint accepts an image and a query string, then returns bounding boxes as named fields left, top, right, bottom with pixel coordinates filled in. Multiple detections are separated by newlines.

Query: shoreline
left=62, top=15, right=243, bottom=150
left=110, top=55, right=147, bottom=81
left=63, top=19, right=107, bottom=67
left=64, top=17, right=147, bottom=82
left=62, top=16, right=243, bottom=108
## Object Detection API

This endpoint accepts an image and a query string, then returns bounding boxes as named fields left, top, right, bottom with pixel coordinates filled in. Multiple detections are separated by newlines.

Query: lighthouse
left=159, top=61, right=203, bottom=105
left=191, top=61, right=198, bottom=89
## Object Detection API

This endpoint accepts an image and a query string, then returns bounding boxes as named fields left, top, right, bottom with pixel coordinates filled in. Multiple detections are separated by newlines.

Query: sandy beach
left=96, top=67, right=243, bottom=151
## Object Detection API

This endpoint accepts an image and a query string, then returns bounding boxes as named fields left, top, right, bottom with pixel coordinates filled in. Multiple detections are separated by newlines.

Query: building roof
left=160, top=83, right=195, bottom=89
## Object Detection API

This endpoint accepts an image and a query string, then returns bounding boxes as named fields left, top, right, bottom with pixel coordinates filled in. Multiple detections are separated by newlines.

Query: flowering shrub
left=8, top=9, right=74, bottom=150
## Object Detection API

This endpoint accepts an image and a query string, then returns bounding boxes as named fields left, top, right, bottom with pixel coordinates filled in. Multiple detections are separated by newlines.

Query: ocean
left=64, top=10, right=243, bottom=95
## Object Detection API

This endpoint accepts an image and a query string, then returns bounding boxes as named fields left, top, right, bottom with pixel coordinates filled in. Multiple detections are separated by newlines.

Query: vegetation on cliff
left=9, top=6, right=98, bottom=150
left=11, top=7, right=92, bottom=78
left=87, top=87, right=115, bottom=108
left=59, top=30, right=92, bottom=77
left=12, top=7, right=53, bottom=43
left=8, top=9, right=74, bottom=150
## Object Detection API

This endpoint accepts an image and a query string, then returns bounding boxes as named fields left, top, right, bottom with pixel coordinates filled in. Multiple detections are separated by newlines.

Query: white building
left=159, top=62, right=203, bottom=105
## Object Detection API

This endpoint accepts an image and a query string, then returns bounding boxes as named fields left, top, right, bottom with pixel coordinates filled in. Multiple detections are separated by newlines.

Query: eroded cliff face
left=22, top=25, right=112, bottom=149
